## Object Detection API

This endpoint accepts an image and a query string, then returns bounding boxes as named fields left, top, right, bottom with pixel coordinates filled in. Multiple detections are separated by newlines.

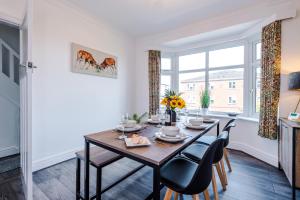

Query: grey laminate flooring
left=32, top=150, right=300, bottom=200
left=0, top=150, right=299, bottom=200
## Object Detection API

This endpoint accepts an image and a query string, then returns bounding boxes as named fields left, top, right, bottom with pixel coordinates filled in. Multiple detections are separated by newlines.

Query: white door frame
left=0, top=1, right=33, bottom=199
left=19, top=0, right=33, bottom=199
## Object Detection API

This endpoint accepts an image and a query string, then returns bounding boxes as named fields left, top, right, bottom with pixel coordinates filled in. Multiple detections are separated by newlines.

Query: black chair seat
left=160, top=157, right=198, bottom=192
left=181, top=144, right=208, bottom=162
left=161, top=138, right=222, bottom=197
left=196, top=135, right=217, bottom=145
left=184, top=132, right=228, bottom=164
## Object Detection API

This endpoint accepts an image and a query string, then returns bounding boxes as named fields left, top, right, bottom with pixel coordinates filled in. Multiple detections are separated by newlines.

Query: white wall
left=134, top=0, right=300, bottom=167
left=31, top=0, right=135, bottom=171
left=280, top=0, right=300, bottom=117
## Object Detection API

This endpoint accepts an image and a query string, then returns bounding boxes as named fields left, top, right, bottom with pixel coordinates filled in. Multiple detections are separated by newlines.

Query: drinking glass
left=160, top=110, right=166, bottom=127
left=156, top=109, right=164, bottom=128
left=197, top=108, right=201, bottom=119
left=184, top=108, right=189, bottom=124
left=118, top=114, right=128, bottom=140
left=156, top=108, right=160, bottom=115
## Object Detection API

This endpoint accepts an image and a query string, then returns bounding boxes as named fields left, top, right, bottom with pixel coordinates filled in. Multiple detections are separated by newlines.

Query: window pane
left=209, top=68, right=244, bottom=113
left=2, top=45, right=10, bottom=77
left=256, top=43, right=261, bottom=60
left=209, top=46, right=244, bottom=68
left=256, top=67, right=261, bottom=112
left=160, top=75, right=171, bottom=97
left=161, top=58, right=171, bottom=70
left=179, top=53, right=205, bottom=71
left=179, top=72, right=205, bottom=109
left=14, top=56, right=19, bottom=85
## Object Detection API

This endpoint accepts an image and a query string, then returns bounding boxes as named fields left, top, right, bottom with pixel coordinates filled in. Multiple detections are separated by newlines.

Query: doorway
left=0, top=21, right=20, bottom=173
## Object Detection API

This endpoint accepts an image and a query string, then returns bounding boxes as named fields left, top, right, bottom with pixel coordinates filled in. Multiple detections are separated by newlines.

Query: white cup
left=189, top=118, right=203, bottom=126
left=161, top=126, right=180, bottom=137
left=151, top=115, right=160, bottom=121
left=124, top=120, right=137, bottom=128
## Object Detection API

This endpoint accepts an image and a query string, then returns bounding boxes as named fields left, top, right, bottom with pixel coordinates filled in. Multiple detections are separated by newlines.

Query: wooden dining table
left=83, top=120, right=220, bottom=200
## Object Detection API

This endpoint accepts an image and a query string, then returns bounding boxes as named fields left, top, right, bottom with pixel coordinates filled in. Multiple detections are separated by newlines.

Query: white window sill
left=183, top=112, right=259, bottom=123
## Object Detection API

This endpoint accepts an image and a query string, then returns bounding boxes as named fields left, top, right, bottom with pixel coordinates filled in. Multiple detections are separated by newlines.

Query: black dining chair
left=182, top=131, right=228, bottom=200
left=196, top=118, right=236, bottom=173
left=160, top=137, right=222, bottom=200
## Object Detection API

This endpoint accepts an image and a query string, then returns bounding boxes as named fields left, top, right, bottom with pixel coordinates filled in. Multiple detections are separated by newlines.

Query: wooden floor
left=0, top=168, right=25, bottom=200
left=0, top=154, right=20, bottom=174
left=32, top=150, right=299, bottom=200
left=1, top=150, right=299, bottom=199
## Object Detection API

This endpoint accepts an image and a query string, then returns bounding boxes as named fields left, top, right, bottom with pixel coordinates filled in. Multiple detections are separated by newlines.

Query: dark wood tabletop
left=85, top=120, right=220, bottom=167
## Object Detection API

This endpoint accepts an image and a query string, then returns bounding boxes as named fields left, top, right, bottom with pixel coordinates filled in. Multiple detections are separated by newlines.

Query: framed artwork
left=71, top=43, right=118, bottom=78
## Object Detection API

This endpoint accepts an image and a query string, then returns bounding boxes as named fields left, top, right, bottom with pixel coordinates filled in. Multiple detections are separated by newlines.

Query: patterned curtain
left=148, top=50, right=161, bottom=115
left=258, top=21, right=281, bottom=140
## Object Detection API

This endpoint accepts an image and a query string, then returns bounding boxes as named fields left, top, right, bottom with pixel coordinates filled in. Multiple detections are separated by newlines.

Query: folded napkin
left=131, top=134, right=149, bottom=145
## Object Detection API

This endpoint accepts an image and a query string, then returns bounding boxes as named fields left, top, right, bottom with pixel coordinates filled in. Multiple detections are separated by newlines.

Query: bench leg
left=96, top=168, right=102, bottom=200
left=76, top=158, right=81, bottom=200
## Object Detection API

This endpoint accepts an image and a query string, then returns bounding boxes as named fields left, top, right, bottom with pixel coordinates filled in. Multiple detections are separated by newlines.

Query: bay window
left=160, top=56, right=173, bottom=100
left=209, top=68, right=244, bottom=113
left=254, top=42, right=262, bottom=114
left=160, top=35, right=261, bottom=118
left=179, top=71, right=205, bottom=110
left=179, top=53, right=206, bottom=71
left=161, top=57, right=172, bottom=70
left=209, top=46, right=244, bottom=68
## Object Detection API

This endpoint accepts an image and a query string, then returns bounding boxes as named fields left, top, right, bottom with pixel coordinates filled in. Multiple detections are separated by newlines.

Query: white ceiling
left=65, top=0, right=275, bottom=36
left=0, top=0, right=26, bottom=25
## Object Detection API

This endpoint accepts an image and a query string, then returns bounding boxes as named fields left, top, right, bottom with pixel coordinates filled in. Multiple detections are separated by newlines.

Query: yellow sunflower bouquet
left=160, top=89, right=186, bottom=110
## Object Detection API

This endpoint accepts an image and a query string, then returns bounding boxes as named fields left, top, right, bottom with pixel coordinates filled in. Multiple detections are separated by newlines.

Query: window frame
left=228, top=81, right=236, bottom=89
left=250, top=36, right=262, bottom=118
left=161, top=53, right=175, bottom=86
left=228, top=96, right=237, bottom=105
left=161, top=35, right=261, bottom=118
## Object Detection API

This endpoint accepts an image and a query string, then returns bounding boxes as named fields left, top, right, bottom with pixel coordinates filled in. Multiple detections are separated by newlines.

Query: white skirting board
left=32, top=148, right=81, bottom=172
left=228, top=142, right=278, bottom=167
left=32, top=142, right=278, bottom=172
left=0, top=146, right=19, bottom=158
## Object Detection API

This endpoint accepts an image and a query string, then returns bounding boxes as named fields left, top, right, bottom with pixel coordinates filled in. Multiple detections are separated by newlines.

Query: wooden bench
left=76, top=146, right=145, bottom=200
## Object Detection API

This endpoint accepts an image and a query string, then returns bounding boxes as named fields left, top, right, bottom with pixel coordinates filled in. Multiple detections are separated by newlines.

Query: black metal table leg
left=217, top=122, right=220, bottom=136
left=96, top=168, right=102, bottom=200
left=84, top=139, right=90, bottom=200
left=76, top=158, right=81, bottom=200
left=153, top=167, right=160, bottom=200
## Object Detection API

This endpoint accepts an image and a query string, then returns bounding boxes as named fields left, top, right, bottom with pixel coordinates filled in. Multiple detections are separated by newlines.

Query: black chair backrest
left=222, top=119, right=236, bottom=147
left=213, top=131, right=228, bottom=163
left=222, top=118, right=236, bottom=132
left=185, top=137, right=222, bottom=194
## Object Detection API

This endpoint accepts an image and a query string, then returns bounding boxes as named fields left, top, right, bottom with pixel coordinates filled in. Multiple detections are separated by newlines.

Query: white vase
left=202, top=108, right=208, bottom=116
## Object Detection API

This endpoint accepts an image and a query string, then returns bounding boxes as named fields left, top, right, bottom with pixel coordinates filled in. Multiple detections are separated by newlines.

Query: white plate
left=147, top=119, right=161, bottom=124
left=155, top=132, right=188, bottom=143
left=116, top=124, right=143, bottom=132
left=160, top=133, right=181, bottom=139
left=124, top=137, right=151, bottom=147
left=184, top=123, right=208, bottom=130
